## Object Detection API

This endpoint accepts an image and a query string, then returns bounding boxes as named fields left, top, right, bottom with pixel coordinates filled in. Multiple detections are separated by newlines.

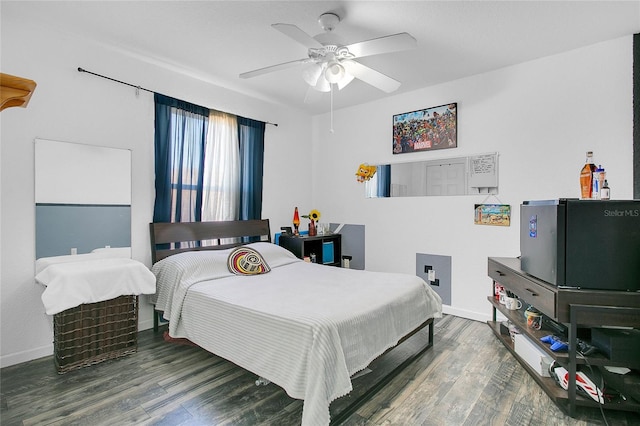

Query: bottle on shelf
left=580, top=151, right=596, bottom=199
left=598, top=166, right=606, bottom=196
left=592, top=165, right=604, bottom=199
left=601, top=180, right=610, bottom=200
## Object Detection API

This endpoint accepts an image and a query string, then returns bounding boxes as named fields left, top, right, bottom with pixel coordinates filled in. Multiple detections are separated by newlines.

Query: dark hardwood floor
left=2, top=315, right=638, bottom=425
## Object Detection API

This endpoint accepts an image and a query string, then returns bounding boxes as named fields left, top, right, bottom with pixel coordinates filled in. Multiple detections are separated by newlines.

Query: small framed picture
left=474, top=204, right=511, bottom=227
left=393, top=103, right=457, bottom=154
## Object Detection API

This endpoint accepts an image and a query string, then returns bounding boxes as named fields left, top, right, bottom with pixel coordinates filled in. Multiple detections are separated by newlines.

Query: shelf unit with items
left=487, top=257, right=640, bottom=417
left=278, top=233, right=342, bottom=266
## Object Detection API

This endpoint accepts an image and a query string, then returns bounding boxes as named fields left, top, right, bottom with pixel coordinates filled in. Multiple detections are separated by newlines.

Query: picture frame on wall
left=474, top=204, right=511, bottom=227
left=393, top=103, right=457, bottom=154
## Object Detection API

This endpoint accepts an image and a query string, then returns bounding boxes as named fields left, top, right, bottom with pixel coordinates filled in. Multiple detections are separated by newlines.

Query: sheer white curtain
left=202, top=110, right=239, bottom=221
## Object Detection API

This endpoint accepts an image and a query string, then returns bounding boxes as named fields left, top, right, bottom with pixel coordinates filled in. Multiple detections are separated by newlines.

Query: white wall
left=311, top=36, right=634, bottom=321
left=1, top=15, right=312, bottom=367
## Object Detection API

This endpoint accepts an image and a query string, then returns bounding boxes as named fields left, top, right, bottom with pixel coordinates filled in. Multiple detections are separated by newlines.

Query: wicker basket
left=53, top=295, right=138, bottom=373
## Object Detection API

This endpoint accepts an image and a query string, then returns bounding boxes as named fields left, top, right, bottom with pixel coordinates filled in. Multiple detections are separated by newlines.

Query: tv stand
left=487, top=257, right=640, bottom=416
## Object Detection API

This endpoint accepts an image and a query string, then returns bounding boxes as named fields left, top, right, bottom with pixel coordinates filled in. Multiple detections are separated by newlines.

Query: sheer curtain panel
left=202, top=111, right=240, bottom=221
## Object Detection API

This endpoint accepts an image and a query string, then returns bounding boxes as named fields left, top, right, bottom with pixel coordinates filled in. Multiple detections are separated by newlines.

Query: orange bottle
left=579, top=151, right=596, bottom=199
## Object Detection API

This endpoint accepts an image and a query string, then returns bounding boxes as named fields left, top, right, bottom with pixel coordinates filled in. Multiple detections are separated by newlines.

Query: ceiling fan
left=239, top=12, right=417, bottom=95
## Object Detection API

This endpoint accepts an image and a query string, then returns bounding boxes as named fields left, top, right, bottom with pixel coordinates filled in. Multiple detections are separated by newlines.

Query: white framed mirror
left=34, top=138, right=132, bottom=259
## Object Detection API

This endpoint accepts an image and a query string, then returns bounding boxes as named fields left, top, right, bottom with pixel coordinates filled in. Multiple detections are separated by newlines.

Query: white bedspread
left=152, top=242, right=442, bottom=426
left=36, top=254, right=156, bottom=315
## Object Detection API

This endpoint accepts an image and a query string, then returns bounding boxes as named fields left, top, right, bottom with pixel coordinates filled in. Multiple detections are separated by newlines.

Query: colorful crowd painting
left=393, top=103, right=457, bottom=154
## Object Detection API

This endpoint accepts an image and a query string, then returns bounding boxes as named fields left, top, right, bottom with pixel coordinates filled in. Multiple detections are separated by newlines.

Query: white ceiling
left=5, top=1, right=640, bottom=114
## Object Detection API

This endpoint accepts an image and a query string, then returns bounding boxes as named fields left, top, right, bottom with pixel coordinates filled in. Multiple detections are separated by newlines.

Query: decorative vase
left=308, top=219, right=317, bottom=236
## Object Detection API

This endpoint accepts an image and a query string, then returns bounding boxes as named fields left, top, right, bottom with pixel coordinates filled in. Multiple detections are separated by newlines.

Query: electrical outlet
left=71, top=248, right=77, bottom=255
left=424, top=265, right=437, bottom=282
left=416, top=253, right=451, bottom=305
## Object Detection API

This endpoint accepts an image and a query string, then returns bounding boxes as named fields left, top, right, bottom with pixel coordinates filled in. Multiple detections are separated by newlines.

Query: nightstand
left=278, top=233, right=342, bottom=266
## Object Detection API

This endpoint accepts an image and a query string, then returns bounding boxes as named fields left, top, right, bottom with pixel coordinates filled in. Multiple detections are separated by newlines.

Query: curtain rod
left=77, top=67, right=278, bottom=127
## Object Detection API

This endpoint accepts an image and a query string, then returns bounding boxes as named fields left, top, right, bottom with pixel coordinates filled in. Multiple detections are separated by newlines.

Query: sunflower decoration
left=302, top=209, right=321, bottom=223
left=301, top=209, right=321, bottom=236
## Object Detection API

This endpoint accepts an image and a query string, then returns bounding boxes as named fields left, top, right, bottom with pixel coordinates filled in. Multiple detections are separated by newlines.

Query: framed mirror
left=365, top=152, right=498, bottom=198
left=35, top=139, right=131, bottom=259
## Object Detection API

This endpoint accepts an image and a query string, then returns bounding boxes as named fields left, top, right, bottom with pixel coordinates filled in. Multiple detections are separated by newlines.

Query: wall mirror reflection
left=365, top=152, right=498, bottom=198
left=35, top=138, right=132, bottom=260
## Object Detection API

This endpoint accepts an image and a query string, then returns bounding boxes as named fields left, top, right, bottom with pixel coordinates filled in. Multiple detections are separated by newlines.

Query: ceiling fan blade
left=337, top=73, right=355, bottom=90
left=344, top=33, right=416, bottom=59
left=239, top=58, right=308, bottom=79
left=341, top=60, right=401, bottom=93
left=272, top=23, right=323, bottom=49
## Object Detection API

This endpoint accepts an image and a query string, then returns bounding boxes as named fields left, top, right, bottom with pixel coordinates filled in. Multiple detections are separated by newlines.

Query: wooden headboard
left=149, top=219, right=271, bottom=263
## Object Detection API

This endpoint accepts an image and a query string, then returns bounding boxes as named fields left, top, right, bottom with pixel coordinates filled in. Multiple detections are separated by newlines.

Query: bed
left=149, top=219, right=442, bottom=426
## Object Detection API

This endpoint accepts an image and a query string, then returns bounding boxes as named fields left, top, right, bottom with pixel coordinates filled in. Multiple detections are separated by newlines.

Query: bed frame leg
left=255, top=377, right=271, bottom=386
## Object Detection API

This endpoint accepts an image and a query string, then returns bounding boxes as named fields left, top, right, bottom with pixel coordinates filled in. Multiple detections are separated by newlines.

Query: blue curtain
left=153, top=93, right=209, bottom=223
left=237, top=117, right=266, bottom=220
left=377, top=164, right=391, bottom=197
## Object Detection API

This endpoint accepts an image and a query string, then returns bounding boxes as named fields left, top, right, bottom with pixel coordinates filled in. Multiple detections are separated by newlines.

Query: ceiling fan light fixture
left=314, top=76, right=331, bottom=92
left=302, top=63, right=322, bottom=86
left=324, top=61, right=345, bottom=83
left=311, top=63, right=331, bottom=92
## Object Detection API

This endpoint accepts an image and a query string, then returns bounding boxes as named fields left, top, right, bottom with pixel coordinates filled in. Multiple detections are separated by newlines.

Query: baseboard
left=138, top=318, right=155, bottom=331
left=0, top=344, right=53, bottom=369
left=442, top=305, right=492, bottom=323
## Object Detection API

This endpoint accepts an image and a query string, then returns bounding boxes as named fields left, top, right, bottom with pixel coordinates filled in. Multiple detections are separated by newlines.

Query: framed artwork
left=393, top=103, right=457, bottom=154
left=474, top=204, right=511, bottom=227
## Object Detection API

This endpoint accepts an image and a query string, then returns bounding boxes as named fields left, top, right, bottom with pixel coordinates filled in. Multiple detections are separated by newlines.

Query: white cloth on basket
left=36, top=253, right=156, bottom=315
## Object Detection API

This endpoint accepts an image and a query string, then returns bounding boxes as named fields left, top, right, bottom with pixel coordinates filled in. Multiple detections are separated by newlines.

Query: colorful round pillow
left=227, top=246, right=271, bottom=275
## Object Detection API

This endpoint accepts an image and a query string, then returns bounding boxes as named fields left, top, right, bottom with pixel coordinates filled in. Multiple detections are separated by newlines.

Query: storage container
left=54, top=295, right=138, bottom=373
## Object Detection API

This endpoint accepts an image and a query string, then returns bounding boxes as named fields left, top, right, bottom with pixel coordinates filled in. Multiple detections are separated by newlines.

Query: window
left=153, top=93, right=265, bottom=225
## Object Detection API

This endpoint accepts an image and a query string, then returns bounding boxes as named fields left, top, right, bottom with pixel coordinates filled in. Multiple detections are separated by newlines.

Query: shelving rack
left=488, top=257, right=640, bottom=416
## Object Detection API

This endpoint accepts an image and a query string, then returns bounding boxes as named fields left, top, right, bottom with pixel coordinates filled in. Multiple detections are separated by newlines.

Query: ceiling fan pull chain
left=330, top=84, right=334, bottom=133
